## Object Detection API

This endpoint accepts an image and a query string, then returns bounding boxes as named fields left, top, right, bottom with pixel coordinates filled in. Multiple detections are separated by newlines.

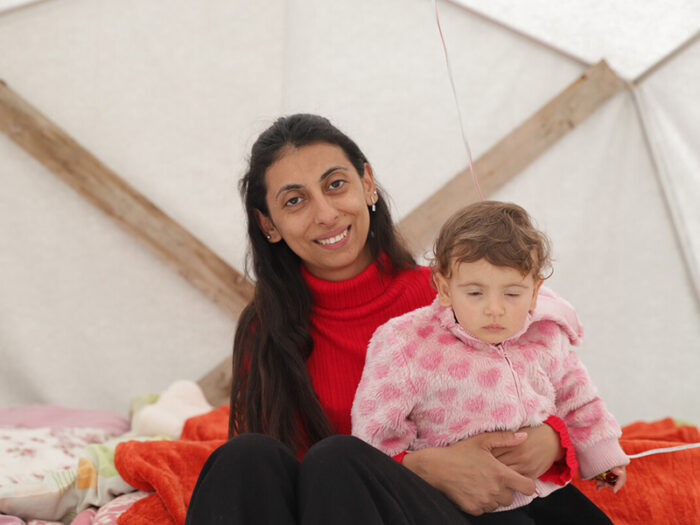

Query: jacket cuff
left=538, top=415, right=578, bottom=485
left=393, top=450, right=407, bottom=463
left=577, top=437, right=629, bottom=479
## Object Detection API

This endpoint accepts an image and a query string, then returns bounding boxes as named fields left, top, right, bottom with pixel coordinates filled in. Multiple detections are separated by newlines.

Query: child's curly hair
left=432, top=201, right=552, bottom=280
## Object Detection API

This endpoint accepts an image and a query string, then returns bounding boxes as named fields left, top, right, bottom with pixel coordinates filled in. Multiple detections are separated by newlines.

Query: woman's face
left=257, top=142, right=377, bottom=281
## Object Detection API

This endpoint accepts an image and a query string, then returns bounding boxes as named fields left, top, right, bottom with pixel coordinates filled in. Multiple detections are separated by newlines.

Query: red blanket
left=115, top=412, right=699, bottom=525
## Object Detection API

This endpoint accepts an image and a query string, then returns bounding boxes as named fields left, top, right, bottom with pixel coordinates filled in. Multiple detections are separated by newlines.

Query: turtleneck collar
left=301, top=253, right=394, bottom=311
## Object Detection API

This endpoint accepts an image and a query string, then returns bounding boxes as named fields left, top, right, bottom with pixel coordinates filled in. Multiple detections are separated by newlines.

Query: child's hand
left=594, top=466, right=626, bottom=493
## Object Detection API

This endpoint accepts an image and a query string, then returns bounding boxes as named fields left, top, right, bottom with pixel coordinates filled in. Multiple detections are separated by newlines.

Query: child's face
left=435, top=258, right=543, bottom=344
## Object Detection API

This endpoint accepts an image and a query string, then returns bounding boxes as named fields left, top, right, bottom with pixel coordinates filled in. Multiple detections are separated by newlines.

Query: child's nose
left=484, top=297, right=505, bottom=316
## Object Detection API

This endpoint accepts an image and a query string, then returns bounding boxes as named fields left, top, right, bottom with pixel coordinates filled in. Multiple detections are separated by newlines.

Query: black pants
left=470, top=484, right=612, bottom=525
left=184, top=433, right=611, bottom=525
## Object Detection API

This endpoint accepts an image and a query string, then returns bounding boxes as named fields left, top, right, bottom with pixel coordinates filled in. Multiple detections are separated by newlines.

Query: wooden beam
left=0, top=80, right=252, bottom=406
left=0, top=81, right=253, bottom=322
left=197, top=356, right=233, bottom=408
left=398, top=60, right=625, bottom=255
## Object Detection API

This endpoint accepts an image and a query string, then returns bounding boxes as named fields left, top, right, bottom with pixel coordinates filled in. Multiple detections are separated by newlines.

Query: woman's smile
left=315, top=226, right=351, bottom=247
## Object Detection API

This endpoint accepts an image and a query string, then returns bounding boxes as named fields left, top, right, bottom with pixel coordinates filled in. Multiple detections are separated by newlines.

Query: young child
left=351, top=201, right=628, bottom=522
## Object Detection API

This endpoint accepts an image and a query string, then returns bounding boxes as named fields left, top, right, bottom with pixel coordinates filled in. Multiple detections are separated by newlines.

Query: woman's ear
left=362, top=162, right=377, bottom=206
left=434, top=272, right=453, bottom=308
left=254, top=209, right=282, bottom=243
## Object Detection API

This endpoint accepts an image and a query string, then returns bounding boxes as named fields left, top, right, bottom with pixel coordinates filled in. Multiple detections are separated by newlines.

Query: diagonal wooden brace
left=398, top=60, right=624, bottom=255
left=0, top=80, right=254, bottom=405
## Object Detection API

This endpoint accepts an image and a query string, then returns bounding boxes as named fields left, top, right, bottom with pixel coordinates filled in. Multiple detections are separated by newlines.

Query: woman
left=185, top=114, right=572, bottom=524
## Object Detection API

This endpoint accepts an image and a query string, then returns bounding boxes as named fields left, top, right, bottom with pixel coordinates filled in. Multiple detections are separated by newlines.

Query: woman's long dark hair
left=229, top=114, right=415, bottom=453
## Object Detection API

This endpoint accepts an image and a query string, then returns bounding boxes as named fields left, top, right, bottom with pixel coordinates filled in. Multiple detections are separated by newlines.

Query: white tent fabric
left=490, top=90, right=700, bottom=424
left=453, top=0, right=700, bottom=80
left=0, top=0, right=286, bottom=408
left=0, top=0, right=43, bottom=15
left=634, top=39, right=700, bottom=297
left=455, top=0, right=700, bottom=299
left=1, top=0, right=698, bottom=425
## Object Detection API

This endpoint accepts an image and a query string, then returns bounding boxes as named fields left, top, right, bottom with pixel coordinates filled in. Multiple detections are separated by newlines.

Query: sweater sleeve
left=351, top=320, right=420, bottom=457
left=547, top=331, right=629, bottom=479
left=538, top=415, right=578, bottom=485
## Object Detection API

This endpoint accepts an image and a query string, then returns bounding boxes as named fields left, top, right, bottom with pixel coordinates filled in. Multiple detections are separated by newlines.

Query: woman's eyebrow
left=318, top=165, right=348, bottom=182
left=274, top=165, right=349, bottom=199
left=275, top=183, right=303, bottom=200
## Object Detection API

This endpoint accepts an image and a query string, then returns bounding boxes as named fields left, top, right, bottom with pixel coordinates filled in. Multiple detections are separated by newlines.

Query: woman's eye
left=328, top=179, right=346, bottom=190
left=284, top=196, right=302, bottom=207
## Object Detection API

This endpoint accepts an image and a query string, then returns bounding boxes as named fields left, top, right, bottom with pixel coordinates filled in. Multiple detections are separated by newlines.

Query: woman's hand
left=402, top=431, right=536, bottom=516
left=492, top=424, right=564, bottom=479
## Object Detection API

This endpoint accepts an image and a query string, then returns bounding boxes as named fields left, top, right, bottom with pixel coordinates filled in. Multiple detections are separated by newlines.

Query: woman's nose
left=313, top=196, right=339, bottom=225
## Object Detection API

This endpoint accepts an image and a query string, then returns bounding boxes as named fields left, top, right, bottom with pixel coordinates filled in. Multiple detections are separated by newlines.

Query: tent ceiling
left=0, top=0, right=43, bottom=14
left=452, top=0, right=700, bottom=80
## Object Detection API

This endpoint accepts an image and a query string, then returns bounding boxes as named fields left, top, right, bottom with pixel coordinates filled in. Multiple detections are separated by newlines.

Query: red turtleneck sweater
left=302, top=258, right=435, bottom=436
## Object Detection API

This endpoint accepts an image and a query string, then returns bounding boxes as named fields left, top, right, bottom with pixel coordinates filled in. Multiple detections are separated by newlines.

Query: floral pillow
left=0, top=427, right=110, bottom=489
left=93, top=491, right=149, bottom=525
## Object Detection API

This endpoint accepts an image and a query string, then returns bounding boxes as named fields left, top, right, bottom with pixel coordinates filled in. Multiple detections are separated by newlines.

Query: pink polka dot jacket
left=351, top=286, right=629, bottom=511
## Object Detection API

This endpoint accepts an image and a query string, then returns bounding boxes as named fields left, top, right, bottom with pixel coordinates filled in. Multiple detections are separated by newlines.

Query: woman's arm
left=401, top=431, right=536, bottom=516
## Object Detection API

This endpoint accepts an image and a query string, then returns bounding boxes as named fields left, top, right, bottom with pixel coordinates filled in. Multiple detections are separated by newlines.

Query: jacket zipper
left=496, top=343, right=527, bottom=424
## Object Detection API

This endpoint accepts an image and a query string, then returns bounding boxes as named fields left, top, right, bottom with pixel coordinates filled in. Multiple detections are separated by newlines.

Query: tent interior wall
left=1, top=0, right=698, bottom=426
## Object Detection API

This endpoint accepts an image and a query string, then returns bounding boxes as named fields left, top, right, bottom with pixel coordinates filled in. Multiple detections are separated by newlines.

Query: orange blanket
left=572, top=418, right=700, bottom=525
left=115, top=412, right=699, bottom=525
left=115, top=406, right=228, bottom=525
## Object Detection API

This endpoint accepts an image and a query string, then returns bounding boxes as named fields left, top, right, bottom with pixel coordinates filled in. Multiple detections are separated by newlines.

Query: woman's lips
left=315, top=226, right=350, bottom=248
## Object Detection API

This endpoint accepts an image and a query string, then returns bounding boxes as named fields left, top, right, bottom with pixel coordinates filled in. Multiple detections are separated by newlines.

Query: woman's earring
left=370, top=191, right=377, bottom=213
left=265, top=233, right=272, bottom=240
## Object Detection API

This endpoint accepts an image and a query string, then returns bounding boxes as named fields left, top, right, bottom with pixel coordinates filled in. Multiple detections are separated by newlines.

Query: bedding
left=0, top=491, right=151, bottom=525
left=4, top=388, right=696, bottom=524
left=0, top=381, right=211, bottom=524
left=91, top=492, right=149, bottom=525
left=0, top=405, right=130, bottom=436
left=0, top=518, right=65, bottom=525
left=571, top=418, right=700, bottom=525
left=114, top=406, right=229, bottom=524
left=0, top=406, right=131, bottom=523
left=115, top=410, right=700, bottom=525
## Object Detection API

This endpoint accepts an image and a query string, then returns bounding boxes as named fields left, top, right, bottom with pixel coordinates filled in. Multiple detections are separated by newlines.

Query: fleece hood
left=437, top=285, right=584, bottom=349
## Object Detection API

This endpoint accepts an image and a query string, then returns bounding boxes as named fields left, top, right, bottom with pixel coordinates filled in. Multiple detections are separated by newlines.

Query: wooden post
left=398, top=60, right=624, bottom=254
